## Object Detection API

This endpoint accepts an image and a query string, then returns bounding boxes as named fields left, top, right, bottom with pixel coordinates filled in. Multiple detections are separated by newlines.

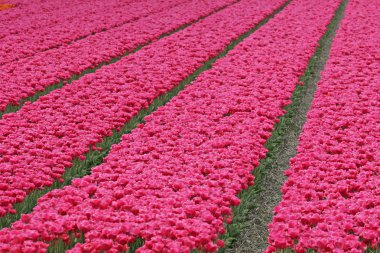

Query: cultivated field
left=0, top=0, right=379, bottom=252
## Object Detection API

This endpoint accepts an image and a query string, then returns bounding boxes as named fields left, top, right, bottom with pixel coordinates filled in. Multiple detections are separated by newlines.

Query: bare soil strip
left=223, top=1, right=348, bottom=252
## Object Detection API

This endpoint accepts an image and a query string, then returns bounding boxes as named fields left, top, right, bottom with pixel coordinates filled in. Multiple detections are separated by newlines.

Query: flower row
left=0, top=0, right=187, bottom=65
left=0, top=0, right=237, bottom=111
left=0, top=0, right=341, bottom=251
left=0, top=0, right=116, bottom=38
left=0, top=0, right=286, bottom=217
left=267, top=0, right=380, bottom=252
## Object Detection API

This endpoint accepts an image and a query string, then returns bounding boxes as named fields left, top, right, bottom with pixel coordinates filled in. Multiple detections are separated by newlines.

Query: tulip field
left=0, top=0, right=379, bottom=252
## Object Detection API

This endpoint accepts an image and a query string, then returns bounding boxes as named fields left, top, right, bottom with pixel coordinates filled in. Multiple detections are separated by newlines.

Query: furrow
left=222, top=0, right=348, bottom=252
left=267, top=0, right=380, bottom=252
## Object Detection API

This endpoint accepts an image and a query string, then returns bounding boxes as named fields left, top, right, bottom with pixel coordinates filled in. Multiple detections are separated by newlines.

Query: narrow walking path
left=223, top=1, right=348, bottom=252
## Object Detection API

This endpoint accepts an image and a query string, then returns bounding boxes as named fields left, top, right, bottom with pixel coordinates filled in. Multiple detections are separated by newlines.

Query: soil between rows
left=223, top=1, right=348, bottom=252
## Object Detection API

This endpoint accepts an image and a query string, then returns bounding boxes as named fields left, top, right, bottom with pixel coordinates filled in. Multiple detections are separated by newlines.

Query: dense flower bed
left=0, top=0, right=124, bottom=38
left=0, top=0, right=341, bottom=251
left=0, top=0, right=286, bottom=218
left=0, top=0, right=188, bottom=64
left=266, top=0, right=380, bottom=252
left=0, top=0, right=237, bottom=112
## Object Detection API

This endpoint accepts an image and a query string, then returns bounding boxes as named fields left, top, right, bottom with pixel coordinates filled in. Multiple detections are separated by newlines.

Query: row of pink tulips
left=0, top=0, right=189, bottom=65
left=0, top=0, right=131, bottom=39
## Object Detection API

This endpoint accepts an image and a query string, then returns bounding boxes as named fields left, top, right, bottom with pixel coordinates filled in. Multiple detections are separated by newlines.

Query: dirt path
left=223, top=1, right=348, bottom=252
